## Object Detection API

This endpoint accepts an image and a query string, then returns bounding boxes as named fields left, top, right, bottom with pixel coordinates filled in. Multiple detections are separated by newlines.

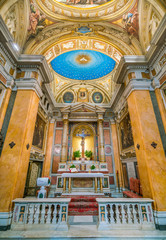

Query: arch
left=70, top=122, right=97, bottom=161
left=138, top=0, right=165, bottom=53
left=23, top=22, right=139, bottom=56
left=0, top=0, right=29, bottom=48
left=54, top=81, right=113, bottom=103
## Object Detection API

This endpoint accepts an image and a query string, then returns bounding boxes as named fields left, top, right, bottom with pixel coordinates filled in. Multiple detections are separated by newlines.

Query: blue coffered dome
left=50, top=50, right=116, bottom=80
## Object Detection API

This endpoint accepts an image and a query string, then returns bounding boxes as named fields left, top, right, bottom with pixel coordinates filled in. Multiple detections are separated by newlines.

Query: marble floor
left=0, top=216, right=166, bottom=240
left=0, top=225, right=166, bottom=240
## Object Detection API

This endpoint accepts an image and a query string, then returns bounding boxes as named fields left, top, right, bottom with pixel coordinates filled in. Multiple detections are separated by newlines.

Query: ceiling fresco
left=50, top=50, right=116, bottom=80
left=56, top=0, right=112, bottom=8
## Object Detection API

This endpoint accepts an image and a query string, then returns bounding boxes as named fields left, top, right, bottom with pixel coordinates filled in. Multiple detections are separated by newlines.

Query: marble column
left=127, top=90, right=166, bottom=213
left=95, top=177, right=98, bottom=193
left=61, top=114, right=69, bottom=162
left=63, top=178, right=66, bottom=192
left=69, top=177, right=71, bottom=193
left=100, top=177, right=103, bottom=193
left=42, top=119, right=56, bottom=177
left=98, top=114, right=105, bottom=162
left=110, top=120, right=124, bottom=190
left=0, top=86, right=41, bottom=214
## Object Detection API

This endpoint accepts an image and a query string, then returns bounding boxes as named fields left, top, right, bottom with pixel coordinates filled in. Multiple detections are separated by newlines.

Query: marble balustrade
left=11, top=198, right=70, bottom=231
left=96, top=198, right=155, bottom=230
left=11, top=198, right=155, bottom=231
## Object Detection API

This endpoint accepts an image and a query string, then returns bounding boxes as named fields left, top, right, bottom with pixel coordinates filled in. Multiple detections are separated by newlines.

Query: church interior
left=0, top=0, right=166, bottom=239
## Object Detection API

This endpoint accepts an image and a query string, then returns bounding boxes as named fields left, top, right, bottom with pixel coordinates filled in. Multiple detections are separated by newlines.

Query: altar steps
left=68, top=196, right=99, bottom=216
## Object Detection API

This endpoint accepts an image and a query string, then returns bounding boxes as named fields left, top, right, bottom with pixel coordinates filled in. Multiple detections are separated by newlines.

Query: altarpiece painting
left=32, top=114, right=46, bottom=150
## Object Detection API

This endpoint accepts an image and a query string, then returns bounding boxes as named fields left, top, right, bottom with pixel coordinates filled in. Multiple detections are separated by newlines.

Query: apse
left=50, top=50, right=116, bottom=80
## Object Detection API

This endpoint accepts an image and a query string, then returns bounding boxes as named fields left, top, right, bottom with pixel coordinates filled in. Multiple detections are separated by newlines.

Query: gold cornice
left=36, top=0, right=136, bottom=22
left=42, top=36, right=126, bottom=56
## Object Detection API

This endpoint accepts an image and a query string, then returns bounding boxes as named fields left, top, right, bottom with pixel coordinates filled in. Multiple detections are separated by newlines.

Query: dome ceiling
left=50, top=50, right=116, bottom=80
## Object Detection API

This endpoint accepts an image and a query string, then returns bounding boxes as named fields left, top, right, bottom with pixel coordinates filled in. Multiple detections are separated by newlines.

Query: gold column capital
left=63, top=119, right=69, bottom=125
left=97, top=113, right=104, bottom=122
left=62, top=113, right=69, bottom=120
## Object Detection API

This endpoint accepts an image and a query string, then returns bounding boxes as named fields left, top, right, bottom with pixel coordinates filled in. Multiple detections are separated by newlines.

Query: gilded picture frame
left=117, top=111, right=135, bottom=155
left=32, top=111, right=48, bottom=153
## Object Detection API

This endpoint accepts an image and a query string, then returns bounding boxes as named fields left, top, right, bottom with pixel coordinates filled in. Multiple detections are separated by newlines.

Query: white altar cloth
left=61, top=173, right=104, bottom=178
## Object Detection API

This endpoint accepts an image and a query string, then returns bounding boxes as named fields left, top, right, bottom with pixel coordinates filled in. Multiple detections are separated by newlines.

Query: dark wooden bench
left=123, top=177, right=143, bottom=198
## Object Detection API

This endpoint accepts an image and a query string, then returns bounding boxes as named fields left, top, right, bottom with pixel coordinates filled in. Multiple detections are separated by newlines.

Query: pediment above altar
left=61, top=103, right=105, bottom=121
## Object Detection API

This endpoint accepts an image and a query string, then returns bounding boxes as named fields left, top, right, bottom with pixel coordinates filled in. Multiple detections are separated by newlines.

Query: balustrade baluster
left=46, top=204, right=52, bottom=224
left=40, top=204, right=46, bottom=224
left=56, top=204, right=61, bottom=223
left=112, top=204, right=116, bottom=223
left=127, top=204, right=132, bottom=224
left=110, top=204, right=114, bottom=224
left=121, top=204, right=126, bottom=224
left=28, top=204, right=34, bottom=224
left=116, top=204, right=121, bottom=224
left=106, top=204, right=111, bottom=223
left=123, top=204, right=128, bottom=224
left=52, top=204, right=57, bottom=224
left=133, top=204, right=138, bottom=224
left=24, top=205, right=28, bottom=224
left=34, top=204, right=40, bottom=224
left=130, top=204, right=134, bottom=223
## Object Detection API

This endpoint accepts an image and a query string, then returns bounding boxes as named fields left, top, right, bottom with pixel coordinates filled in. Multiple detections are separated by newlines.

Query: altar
left=62, top=173, right=104, bottom=193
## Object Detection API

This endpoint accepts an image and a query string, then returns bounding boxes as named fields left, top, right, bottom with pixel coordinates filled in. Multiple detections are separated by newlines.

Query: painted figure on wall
left=28, top=0, right=46, bottom=39
left=122, top=11, right=139, bottom=39
left=119, top=113, right=134, bottom=150
left=32, top=114, right=46, bottom=150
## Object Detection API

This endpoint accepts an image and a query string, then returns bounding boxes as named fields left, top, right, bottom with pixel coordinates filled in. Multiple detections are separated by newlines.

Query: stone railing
left=11, top=198, right=70, bottom=231
left=96, top=198, right=155, bottom=230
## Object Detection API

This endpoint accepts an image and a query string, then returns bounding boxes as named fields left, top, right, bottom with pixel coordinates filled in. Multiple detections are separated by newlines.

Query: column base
left=0, top=211, right=13, bottom=231
left=154, top=210, right=166, bottom=230
left=98, top=222, right=110, bottom=230
left=56, top=222, right=69, bottom=231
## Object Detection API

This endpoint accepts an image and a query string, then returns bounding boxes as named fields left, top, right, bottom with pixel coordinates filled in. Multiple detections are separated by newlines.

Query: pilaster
left=61, top=114, right=69, bottom=162
left=110, top=119, right=124, bottom=189
left=97, top=113, right=105, bottom=162
left=0, top=79, right=41, bottom=229
left=127, top=89, right=166, bottom=212
left=42, top=118, right=56, bottom=177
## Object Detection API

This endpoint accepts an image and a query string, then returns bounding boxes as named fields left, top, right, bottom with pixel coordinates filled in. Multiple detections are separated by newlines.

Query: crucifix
left=76, top=129, right=90, bottom=158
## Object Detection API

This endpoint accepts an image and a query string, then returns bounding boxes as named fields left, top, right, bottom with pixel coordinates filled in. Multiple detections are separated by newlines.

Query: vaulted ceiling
left=0, top=0, right=165, bottom=104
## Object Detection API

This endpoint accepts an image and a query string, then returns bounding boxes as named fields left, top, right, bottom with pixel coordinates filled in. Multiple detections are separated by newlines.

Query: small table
left=61, top=173, right=104, bottom=193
